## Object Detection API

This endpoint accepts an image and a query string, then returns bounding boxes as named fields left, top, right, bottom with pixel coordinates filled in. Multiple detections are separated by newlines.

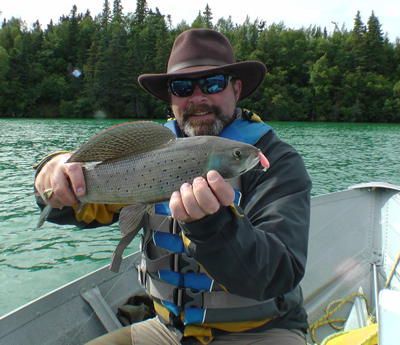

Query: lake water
left=1, top=118, right=400, bottom=317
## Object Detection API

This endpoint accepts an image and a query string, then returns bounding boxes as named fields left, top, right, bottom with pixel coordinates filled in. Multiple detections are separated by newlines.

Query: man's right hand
left=34, top=153, right=86, bottom=209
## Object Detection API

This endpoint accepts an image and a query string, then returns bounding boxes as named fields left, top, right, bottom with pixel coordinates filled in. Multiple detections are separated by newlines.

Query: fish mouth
left=237, top=154, right=261, bottom=175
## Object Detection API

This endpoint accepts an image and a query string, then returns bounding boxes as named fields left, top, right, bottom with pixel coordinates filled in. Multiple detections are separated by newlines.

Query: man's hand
left=169, top=170, right=235, bottom=223
left=34, top=153, right=86, bottom=209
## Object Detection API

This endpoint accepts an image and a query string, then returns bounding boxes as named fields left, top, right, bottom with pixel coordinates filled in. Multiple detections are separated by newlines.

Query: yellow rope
left=384, top=248, right=400, bottom=289
left=308, top=292, right=371, bottom=345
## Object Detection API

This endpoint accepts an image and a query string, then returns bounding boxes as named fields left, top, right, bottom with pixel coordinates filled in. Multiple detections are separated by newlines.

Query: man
left=34, top=29, right=311, bottom=344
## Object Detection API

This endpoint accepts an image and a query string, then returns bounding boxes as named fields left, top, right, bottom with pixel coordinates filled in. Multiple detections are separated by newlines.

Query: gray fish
left=37, top=121, right=269, bottom=236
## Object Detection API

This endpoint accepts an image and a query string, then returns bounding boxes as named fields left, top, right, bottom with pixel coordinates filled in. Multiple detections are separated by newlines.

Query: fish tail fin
left=37, top=204, right=52, bottom=228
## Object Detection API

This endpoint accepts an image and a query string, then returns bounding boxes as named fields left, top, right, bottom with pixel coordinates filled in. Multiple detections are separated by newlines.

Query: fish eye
left=232, top=148, right=243, bottom=159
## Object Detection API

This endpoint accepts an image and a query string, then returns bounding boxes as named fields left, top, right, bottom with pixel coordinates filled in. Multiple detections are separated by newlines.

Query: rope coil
left=308, top=292, right=372, bottom=345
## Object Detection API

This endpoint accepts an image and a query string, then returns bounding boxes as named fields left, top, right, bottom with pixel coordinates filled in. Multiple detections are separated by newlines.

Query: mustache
left=182, top=104, right=221, bottom=119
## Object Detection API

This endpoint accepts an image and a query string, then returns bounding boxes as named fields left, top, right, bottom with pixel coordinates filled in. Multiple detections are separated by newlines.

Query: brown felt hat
left=138, top=29, right=267, bottom=103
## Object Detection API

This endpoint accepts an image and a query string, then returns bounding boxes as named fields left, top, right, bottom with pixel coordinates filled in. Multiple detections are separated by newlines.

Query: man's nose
left=189, top=85, right=207, bottom=102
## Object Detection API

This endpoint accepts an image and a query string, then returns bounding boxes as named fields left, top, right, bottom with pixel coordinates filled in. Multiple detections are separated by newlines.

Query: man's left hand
left=170, top=170, right=235, bottom=223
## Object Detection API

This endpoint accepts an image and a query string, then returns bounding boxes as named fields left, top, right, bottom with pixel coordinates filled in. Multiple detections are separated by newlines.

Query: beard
left=177, top=104, right=235, bottom=137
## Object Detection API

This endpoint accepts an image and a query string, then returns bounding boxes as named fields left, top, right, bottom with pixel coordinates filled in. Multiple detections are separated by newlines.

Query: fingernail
left=208, top=171, right=219, bottom=183
left=76, top=187, right=85, bottom=197
left=193, top=177, right=205, bottom=186
left=171, top=191, right=181, bottom=198
left=181, top=183, right=191, bottom=190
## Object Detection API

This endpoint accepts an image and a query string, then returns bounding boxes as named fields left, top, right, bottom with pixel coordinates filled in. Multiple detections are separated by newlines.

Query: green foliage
left=0, top=4, right=399, bottom=122
left=203, top=4, right=213, bottom=29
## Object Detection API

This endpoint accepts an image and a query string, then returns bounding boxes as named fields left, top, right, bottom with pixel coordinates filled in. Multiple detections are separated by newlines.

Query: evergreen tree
left=365, top=11, right=385, bottom=74
left=1, top=5, right=400, bottom=121
left=215, top=16, right=235, bottom=39
left=66, top=5, right=79, bottom=64
left=112, top=0, right=124, bottom=23
left=350, top=11, right=366, bottom=70
left=0, top=46, right=10, bottom=114
left=134, top=0, right=149, bottom=25
left=191, top=11, right=204, bottom=29
left=203, top=4, right=213, bottom=29
left=101, top=0, right=111, bottom=28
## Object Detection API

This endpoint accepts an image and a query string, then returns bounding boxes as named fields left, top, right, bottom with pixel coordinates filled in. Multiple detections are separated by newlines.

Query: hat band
left=168, top=58, right=230, bottom=73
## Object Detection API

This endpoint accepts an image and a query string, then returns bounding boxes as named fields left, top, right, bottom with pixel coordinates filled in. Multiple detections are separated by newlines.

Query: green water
left=1, top=118, right=399, bottom=317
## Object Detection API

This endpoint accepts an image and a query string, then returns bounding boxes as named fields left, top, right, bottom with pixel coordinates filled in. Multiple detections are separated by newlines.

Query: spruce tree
left=112, top=0, right=124, bottom=23
left=191, top=11, right=204, bottom=28
left=101, top=0, right=111, bottom=28
left=134, top=0, right=149, bottom=25
left=365, top=11, right=385, bottom=74
left=350, top=11, right=366, bottom=70
left=203, top=4, right=213, bottom=29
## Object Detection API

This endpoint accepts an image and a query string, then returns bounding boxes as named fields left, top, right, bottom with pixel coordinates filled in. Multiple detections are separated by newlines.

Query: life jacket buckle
left=174, top=287, right=204, bottom=309
left=171, top=253, right=200, bottom=273
left=180, top=253, right=200, bottom=273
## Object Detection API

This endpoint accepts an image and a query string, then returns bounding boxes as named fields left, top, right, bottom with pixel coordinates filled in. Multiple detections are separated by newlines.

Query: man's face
left=171, top=77, right=242, bottom=137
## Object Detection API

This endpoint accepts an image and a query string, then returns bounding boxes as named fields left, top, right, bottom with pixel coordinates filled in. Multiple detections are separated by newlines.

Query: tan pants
left=85, top=316, right=306, bottom=345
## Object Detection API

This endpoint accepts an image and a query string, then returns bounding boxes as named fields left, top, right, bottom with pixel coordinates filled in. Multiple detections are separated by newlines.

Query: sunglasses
left=169, top=75, right=233, bottom=98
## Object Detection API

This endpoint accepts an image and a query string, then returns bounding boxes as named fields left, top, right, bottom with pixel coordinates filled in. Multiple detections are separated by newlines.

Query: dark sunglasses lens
left=170, top=75, right=230, bottom=97
left=170, top=80, right=194, bottom=97
left=200, top=75, right=227, bottom=94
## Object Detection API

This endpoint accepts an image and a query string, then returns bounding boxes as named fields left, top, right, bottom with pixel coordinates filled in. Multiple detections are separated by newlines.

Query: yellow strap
left=243, top=109, right=263, bottom=123
left=229, top=203, right=244, bottom=217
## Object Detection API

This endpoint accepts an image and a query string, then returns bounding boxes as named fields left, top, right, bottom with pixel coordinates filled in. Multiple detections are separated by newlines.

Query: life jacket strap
left=109, top=216, right=147, bottom=272
left=140, top=271, right=275, bottom=310
left=145, top=241, right=203, bottom=274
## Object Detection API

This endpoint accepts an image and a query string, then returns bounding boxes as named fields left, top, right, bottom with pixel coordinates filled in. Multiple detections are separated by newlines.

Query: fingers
left=35, top=153, right=85, bottom=208
left=206, top=171, right=235, bottom=206
left=170, top=171, right=235, bottom=223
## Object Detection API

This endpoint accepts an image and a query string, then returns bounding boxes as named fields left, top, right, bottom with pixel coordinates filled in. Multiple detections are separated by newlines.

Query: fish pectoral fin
left=119, top=204, right=152, bottom=237
left=147, top=204, right=155, bottom=217
left=75, top=202, right=86, bottom=214
left=37, top=205, right=52, bottom=228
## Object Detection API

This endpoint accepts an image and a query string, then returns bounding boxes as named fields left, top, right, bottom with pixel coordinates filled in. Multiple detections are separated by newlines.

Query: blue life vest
left=140, top=117, right=274, bottom=325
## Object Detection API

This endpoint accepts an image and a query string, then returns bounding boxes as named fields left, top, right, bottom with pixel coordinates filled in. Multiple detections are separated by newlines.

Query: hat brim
left=138, top=61, right=266, bottom=103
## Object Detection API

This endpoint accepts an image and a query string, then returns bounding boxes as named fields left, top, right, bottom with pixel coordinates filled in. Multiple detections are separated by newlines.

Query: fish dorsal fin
left=67, top=121, right=176, bottom=163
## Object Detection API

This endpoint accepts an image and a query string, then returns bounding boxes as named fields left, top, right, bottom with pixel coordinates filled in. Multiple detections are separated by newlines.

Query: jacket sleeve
left=179, top=131, right=312, bottom=301
left=34, top=152, right=123, bottom=229
left=35, top=196, right=122, bottom=229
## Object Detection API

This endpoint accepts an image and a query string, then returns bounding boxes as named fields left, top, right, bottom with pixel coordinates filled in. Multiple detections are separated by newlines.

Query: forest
left=1, top=0, right=400, bottom=122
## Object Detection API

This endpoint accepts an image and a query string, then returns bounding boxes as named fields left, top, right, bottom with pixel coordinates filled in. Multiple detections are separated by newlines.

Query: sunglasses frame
left=169, top=75, right=233, bottom=98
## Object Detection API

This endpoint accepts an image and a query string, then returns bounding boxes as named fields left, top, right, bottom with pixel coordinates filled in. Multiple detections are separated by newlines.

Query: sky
left=1, top=0, right=399, bottom=43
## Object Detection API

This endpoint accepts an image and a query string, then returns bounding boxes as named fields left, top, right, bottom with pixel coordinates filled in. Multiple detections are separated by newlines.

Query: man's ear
left=234, top=79, right=242, bottom=102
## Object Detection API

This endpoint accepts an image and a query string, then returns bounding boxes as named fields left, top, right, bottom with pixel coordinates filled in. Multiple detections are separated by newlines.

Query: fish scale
left=81, top=138, right=212, bottom=205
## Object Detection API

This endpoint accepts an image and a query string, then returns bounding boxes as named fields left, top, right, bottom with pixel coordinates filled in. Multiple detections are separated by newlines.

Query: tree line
left=1, top=0, right=399, bottom=122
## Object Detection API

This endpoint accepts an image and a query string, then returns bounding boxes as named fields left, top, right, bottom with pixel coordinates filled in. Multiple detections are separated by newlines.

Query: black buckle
left=180, top=253, right=200, bottom=273
left=174, top=287, right=203, bottom=309
left=172, top=253, right=200, bottom=273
